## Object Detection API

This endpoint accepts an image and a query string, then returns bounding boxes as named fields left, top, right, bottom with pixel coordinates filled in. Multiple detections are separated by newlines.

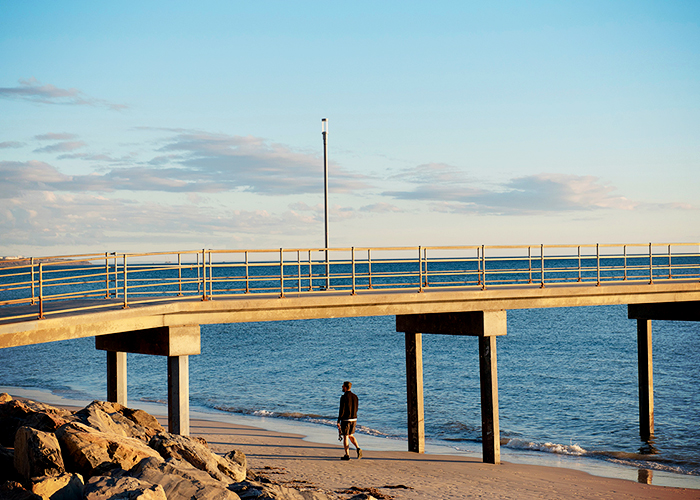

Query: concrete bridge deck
left=1, top=279, right=699, bottom=348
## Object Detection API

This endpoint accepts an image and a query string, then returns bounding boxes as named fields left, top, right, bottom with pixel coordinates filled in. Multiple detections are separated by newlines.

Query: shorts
left=339, top=420, right=356, bottom=436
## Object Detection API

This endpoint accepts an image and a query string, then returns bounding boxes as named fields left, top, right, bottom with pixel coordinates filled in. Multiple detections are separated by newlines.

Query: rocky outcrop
left=30, top=473, right=84, bottom=500
left=83, top=475, right=166, bottom=500
left=132, top=457, right=240, bottom=500
left=56, top=422, right=163, bottom=477
left=149, top=433, right=246, bottom=484
left=0, top=397, right=326, bottom=500
left=14, top=427, right=65, bottom=481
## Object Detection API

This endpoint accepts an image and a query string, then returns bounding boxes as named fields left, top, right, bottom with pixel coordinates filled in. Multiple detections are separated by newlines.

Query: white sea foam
left=505, top=438, right=587, bottom=456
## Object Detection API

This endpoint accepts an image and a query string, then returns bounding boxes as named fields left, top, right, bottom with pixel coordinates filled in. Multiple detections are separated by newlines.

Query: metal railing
left=0, top=243, right=698, bottom=323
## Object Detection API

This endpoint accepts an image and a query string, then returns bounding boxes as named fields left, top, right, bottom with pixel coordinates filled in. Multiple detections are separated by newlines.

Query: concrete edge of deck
left=1, top=280, right=699, bottom=349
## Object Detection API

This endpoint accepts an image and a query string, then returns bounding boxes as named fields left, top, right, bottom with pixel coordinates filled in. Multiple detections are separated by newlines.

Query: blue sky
left=1, top=1, right=698, bottom=256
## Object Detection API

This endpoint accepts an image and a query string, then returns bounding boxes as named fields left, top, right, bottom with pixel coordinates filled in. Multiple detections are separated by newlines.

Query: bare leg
left=343, top=435, right=350, bottom=455
left=348, top=435, right=360, bottom=450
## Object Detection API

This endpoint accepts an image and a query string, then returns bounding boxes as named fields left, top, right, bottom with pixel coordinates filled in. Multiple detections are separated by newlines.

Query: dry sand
left=185, top=417, right=700, bottom=500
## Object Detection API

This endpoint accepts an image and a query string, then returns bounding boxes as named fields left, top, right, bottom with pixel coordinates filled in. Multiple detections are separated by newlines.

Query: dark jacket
left=337, top=390, right=358, bottom=422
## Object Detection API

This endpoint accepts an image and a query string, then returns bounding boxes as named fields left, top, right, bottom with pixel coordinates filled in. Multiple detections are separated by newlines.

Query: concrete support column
left=168, top=355, right=190, bottom=436
left=637, top=319, right=654, bottom=441
left=106, top=351, right=127, bottom=406
left=405, top=332, right=425, bottom=453
left=479, top=335, right=500, bottom=464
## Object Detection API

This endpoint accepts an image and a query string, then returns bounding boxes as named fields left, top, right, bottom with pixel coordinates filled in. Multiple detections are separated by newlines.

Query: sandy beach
left=183, top=416, right=699, bottom=500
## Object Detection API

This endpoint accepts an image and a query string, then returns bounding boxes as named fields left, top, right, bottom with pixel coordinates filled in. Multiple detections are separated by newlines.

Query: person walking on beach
left=337, top=380, right=362, bottom=460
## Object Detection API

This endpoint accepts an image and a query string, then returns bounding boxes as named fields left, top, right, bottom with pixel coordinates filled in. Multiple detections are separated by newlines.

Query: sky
left=1, top=1, right=699, bottom=257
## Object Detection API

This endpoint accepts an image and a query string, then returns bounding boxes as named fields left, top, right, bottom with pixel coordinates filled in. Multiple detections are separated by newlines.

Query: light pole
left=322, top=118, right=330, bottom=289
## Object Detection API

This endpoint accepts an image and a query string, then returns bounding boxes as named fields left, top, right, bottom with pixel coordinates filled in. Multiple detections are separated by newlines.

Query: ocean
left=0, top=304, right=698, bottom=489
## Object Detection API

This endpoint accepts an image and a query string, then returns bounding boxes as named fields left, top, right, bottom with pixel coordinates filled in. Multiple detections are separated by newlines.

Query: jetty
left=1, top=242, right=698, bottom=465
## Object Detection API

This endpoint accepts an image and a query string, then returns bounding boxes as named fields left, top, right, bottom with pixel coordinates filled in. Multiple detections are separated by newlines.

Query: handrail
left=0, top=242, right=698, bottom=322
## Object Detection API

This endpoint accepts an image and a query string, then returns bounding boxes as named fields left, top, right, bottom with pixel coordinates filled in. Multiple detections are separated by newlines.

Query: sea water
left=0, top=305, right=698, bottom=489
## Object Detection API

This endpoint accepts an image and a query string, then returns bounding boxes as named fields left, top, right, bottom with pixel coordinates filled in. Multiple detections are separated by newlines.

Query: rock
left=0, top=481, right=43, bottom=500
left=223, top=450, right=246, bottom=471
left=73, top=402, right=164, bottom=443
left=149, top=433, right=246, bottom=484
left=230, top=481, right=328, bottom=500
left=0, top=393, right=12, bottom=403
left=56, top=422, right=162, bottom=477
left=14, top=427, right=65, bottom=481
left=132, top=457, right=240, bottom=500
left=31, top=473, right=84, bottom=500
left=1, top=445, right=20, bottom=483
left=0, top=401, right=70, bottom=448
left=83, top=476, right=166, bottom=500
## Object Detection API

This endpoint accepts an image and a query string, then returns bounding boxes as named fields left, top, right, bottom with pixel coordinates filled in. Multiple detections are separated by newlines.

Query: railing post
left=201, top=249, right=207, bottom=301
left=649, top=243, right=653, bottom=284
left=280, top=248, right=285, bottom=298
left=668, top=244, right=672, bottom=279
left=423, top=247, right=428, bottom=287
left=351, top=247, right=356, bottom=295
left=477, top=246, right=481, bottom=286
left=245, top=251, right=250, bottom=294
left=577, top=246, right=582, bottom=282
left=540, top=244, right=545, bottom=288
left=481, top=245, right=486, bottom=290
left=308, top=250, right=312, bottom=291
left=297, top=250, right=302, bottom=293
left=596, top=243, right=600, bottom=286
left=122, top=254, right=128, bottom=309
left=623, top=245, right=627, bottom=281
left=113, top=253, right=119, bottom=298
left=418, top=246, right=423, bottom=292
left=31, top=257, right=36, bottom=305
left=528, top=247, right=532, bottom=284
left=208, top=251, right=213, bottom=299
left=178, top=253, right=183, bottom=296
left=368, top=249, right=372, bottom=289
left=38, top=263, right=44, bottom=319
left=196, top=252, right=200, bottom=293
left=105, top=253, right=110, bottom=298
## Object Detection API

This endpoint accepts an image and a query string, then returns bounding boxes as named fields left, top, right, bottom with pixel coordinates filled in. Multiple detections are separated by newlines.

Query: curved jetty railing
left=0, top=243, right=698, bottom=322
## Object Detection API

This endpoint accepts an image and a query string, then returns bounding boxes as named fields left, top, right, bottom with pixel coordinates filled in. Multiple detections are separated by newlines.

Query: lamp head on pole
left=321, top=118, right=328, bottom=136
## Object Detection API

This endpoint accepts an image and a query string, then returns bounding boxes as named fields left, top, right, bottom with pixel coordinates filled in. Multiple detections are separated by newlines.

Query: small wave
left=504, top=438, right=587, bottom=456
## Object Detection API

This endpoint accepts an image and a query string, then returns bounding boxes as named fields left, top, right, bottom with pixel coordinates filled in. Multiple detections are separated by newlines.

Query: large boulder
left=132, top=457, right=240, bottom=500
left=31, top=473, right=84, bottom=500
left=0, top=481, right=42, bottom=500
left=0, top=401, right=70, bottom=447
left=230, top=481, right=329, bottom=500
left=149, top=433, right=246, bottom=484
left=14, top=427, right=65, bottom=481
left=73, top=402, right=164, bottom=442
left=0, top=393, right=12, bottom=403
left=56, top=422, right=162, bottom=478
left=1, top=445, right=20, bottom=483
left=83, top=475, right=166, bottom=500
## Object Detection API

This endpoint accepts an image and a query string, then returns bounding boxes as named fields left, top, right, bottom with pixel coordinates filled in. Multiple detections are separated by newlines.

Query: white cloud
left=383, top=170, right=693, bottom=214
left=34, top=141, right=87, bottom=153
left=0, top=141, right=25, bottom=149
left=34, top=132, right=78, bottom=141
left=0, top=78, right=127, bottom=110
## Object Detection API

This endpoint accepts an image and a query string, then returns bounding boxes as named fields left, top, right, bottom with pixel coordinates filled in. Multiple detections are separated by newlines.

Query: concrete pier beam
left=405, top=332, right=425, bottom=453
left=96, top=325, right=200, bottom=435
left=397, top=311, right=506, bottom=464
left=106, top=351, right=127, bottom=406
left=628, top=301, right=699, bottom=442
left=479, top=335, right=500, bottom=464
left=636, top=319, right=654, bottom=441
left=168, top=355, right=190, bottom=435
